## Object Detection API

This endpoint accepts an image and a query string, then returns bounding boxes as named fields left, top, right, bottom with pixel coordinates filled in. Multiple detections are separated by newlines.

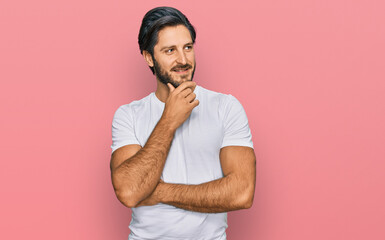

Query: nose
left=176, top=50, right=187, bottom=65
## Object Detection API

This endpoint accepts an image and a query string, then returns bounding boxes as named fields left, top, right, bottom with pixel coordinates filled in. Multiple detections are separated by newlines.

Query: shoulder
left=113, top=93, right=153, bottom=117
left=196, top=85, right=233, bottom=104
left=196, top=85, right=243, bottom=112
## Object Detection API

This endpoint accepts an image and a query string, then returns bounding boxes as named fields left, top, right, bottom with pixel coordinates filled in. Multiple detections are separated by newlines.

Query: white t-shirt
left=111, top=85, right=253, bottom=240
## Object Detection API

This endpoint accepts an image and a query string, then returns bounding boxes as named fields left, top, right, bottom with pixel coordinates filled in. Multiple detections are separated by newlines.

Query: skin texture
left=110, top=24, right=256, bottom=212
left=144, top=25, right=196, bottom=102
left=137, top=146, right=256, bottom=213
left=110, top=81, right=199, bottom=207
left=153, top=54, right=196, bottom=88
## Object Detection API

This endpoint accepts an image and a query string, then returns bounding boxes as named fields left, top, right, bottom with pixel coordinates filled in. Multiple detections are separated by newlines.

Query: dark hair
left=138, top=6, right=196, bottom=74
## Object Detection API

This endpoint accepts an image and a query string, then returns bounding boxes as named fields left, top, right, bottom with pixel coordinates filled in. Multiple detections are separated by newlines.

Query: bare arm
left=137, top=146, right=256, bottom=213
left=110, top=82, right=199, bottom=208
left=110, top=119, right=174, bottom=208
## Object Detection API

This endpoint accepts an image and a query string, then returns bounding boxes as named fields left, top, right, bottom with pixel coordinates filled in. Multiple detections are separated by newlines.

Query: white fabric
left=111, top=85, right=253, bottom=240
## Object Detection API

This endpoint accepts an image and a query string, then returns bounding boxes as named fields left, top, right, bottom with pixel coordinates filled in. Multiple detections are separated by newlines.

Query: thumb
left=167, top=83, right=175, bottom=92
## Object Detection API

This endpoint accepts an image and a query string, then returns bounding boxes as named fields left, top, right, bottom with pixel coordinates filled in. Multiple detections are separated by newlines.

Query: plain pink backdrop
left=1, top=0, right=384, bottom=239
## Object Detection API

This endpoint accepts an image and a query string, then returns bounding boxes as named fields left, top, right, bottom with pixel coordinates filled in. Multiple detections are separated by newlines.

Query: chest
left=134, top=104, right=225, bottom=184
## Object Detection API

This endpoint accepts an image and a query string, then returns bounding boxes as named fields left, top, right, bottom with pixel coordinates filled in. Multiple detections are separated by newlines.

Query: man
left=110, top=6, right=256, bottom=240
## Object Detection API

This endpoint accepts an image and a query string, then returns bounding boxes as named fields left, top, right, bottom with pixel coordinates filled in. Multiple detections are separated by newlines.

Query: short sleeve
left=111, top=105, right=140, bottom=154
left=221, top=95, right=254, bottom=149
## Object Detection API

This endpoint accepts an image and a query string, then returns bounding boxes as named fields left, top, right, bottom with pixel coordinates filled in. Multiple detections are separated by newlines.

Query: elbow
left=242, top=196, right=254, bottom=209
left=115, top=189, right=140, bottom=208
left=111, top=172, right=140, bottom=208
left=240, top=194, right=254, bottom=209
left=235, top=188, right=255, bottom=210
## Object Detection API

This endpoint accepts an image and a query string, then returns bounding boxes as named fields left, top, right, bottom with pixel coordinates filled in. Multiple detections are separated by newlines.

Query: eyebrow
left=159, top=42, right=194, bottom=51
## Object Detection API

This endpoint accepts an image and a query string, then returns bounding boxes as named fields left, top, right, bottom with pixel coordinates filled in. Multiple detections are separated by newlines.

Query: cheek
left=165, top=59, right=176, bottom=69
left=159, top=62, right=173, bottom=72
left=188, top=54, right=195, bottom=64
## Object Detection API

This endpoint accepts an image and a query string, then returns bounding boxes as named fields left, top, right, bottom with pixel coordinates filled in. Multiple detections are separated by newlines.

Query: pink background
left=1, top=0, right=384, bottom=239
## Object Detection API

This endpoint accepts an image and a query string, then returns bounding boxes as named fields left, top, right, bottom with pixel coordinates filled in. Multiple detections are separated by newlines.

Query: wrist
left=156, top=182, right=169, bottom=203
left=158, top=116, right=178, bottom=133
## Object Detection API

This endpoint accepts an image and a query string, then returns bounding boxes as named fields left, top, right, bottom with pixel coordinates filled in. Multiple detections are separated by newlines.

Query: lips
left=173, top=68, right=189, bottom=72
left=172, top=65, right=192, bottom=72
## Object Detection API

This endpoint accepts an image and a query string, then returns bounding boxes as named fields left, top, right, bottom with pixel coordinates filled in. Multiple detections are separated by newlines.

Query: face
left=147, top=25, right=196, bottom=88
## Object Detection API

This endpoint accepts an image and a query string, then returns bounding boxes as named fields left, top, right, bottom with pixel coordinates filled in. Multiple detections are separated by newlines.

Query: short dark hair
left=138, top=6, right=196, bottom=74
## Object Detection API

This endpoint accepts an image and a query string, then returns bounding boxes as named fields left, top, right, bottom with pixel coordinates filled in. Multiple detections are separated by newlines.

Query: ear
left=143, top=50, right=154, bottom=67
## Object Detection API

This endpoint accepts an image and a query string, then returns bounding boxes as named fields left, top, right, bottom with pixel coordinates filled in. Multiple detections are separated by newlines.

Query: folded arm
left=137, top=146, right=256, bottom=213
left=110, top=118, right=174, bottom=208
left=110, top=82, right=199, bottom=208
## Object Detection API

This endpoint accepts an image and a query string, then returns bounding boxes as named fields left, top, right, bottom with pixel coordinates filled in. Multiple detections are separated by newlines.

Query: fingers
left=167, top=83, right=175, bottom=92
left=185, top=91, right=196, bottom=103
left=165, top=81, right=199, bottom=108
left=191, top=99, right=200, bottom=107
left=184, top=92, right=199, bottom=106
left=162, top=81, right=199, bottom=129
left=180, top=87, right=193, bottom=98
left=172, top=81, right=196, bottom=94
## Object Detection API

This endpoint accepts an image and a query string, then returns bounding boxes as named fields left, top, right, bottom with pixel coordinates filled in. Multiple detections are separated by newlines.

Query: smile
left=173, top=68, right=190, bottom=74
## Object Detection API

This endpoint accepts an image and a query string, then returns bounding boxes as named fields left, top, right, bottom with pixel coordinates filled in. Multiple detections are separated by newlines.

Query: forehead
left=155, top=25, right=192, bottom=49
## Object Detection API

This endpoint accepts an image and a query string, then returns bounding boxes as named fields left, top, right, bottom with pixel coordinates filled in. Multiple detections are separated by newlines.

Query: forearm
left=112, top=117, right=175, bottom=207
left=156, top=173, right=254, bottom=213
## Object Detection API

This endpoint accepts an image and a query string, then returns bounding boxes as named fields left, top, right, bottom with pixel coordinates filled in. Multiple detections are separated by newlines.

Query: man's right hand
left=161, top=81, right=200, bottom=131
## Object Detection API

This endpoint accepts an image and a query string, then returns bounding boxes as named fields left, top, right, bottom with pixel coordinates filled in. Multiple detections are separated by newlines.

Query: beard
left=153, top=57, right=196, bottom=88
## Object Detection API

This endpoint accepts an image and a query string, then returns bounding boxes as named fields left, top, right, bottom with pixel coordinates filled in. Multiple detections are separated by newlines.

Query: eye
left=185, top=45, right=193, bottom=50
left=165, top=48, right=174, bottom=54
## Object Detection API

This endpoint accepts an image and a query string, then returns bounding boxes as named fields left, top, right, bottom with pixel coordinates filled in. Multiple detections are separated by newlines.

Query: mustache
left=171, top=64, right=192, bottom=71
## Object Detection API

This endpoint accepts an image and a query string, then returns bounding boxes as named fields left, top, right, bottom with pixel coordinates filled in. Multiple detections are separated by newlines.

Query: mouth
left=172, top=65, right=192, bottom=74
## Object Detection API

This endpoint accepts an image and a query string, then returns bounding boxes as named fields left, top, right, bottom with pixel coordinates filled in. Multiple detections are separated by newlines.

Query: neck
left=155, top=79, right=170, bottom=103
